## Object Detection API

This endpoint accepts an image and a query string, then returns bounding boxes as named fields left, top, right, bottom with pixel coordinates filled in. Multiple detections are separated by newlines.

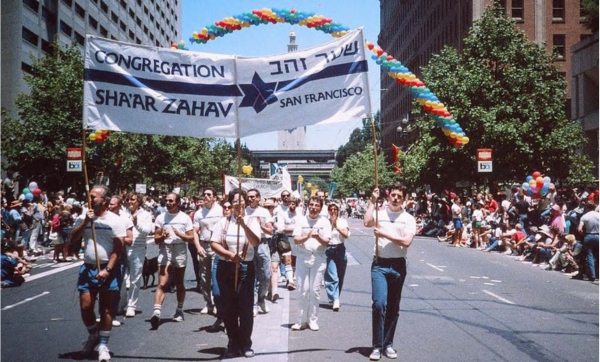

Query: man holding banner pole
left=364, top=184, right=416, bottom=361
left=70, top=185, right=126, bottom=361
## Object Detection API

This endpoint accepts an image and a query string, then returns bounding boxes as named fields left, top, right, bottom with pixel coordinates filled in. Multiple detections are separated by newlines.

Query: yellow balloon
left=462, top=137, right=470, bottom=144
left=95, top=129, right=103, bottom=135
left=89, top=134, right=97, bottom=141
left=202, top=28, right=208, bottom=35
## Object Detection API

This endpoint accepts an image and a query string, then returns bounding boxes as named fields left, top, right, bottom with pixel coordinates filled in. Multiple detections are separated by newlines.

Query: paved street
left=2, top=217, right=598, bottom=362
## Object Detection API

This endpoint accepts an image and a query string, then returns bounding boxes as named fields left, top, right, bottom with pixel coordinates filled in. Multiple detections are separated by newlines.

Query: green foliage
left=404, top=5, right=593, bottom=189
left=335, top=111, right=380, bottom=166
left=581, top=0, right=599, bottom=33
left=1, top=40, right=245, bottom=195
left=331, top=145, right=398, bottom=197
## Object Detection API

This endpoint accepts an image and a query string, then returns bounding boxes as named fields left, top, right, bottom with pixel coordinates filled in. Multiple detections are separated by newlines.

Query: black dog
left=141, top=256, right=158, bottom=289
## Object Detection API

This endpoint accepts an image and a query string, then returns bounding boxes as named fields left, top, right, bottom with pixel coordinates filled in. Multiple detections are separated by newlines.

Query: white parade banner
left=83, top=29, right=370, bottom=138
left=223, top=175, right=288, bottom=200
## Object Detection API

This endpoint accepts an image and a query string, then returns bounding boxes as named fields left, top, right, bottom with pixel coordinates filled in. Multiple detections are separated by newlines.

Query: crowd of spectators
left=413, top=185, right=599, bottom=282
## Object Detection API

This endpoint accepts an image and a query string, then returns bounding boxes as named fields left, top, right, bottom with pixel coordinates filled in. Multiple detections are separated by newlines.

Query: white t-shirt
left=193, top=204, right=224, bottom=242
left=329, top=217, right=350, bottom=245
left=245, top=206, right=271, bottom=239
left=155, top=211, right=193, bottom=245
left=130, top=208, right=153, bottom=248
left=210, top=215, right=261, bottom=262
left=276, top=209, right=298, bottom=236
left=375, top=208, right=416, bottom=259
left=292, top=215, right=332, bottom=258
left=472, top=209, right=483, bottom=222
left=74, top=211, right=127, bottom=265
left=451, top=203, right=462, bottom=219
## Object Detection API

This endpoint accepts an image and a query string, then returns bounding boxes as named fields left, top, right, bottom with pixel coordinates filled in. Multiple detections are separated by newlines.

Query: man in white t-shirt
left=364, top=184, right=416, bottom=361
left=151, top=193, right=194, bottom=330
left=69, top=185, right=126, bottom=361
left=191, top=187, right=223, bottom=315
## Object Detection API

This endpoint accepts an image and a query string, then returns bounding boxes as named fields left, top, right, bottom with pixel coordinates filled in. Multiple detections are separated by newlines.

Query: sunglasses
left=223, top=205, right=232, bottom=209
left=203, top=193, right=213, bottom=197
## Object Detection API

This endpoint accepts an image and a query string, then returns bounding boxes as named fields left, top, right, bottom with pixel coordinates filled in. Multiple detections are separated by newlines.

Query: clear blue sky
left=181, top=0, right=381, bottom=150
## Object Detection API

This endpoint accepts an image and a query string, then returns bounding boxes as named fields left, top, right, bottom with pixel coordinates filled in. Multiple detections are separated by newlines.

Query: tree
left=402, top=5, right=593, bottom=190
left=331, top=145, right=397, bottom=198
left=581, top=0, right=599, bottom=33
left=1, top=41, right=85, bottom=191
left=335, top=111, right=381, bottom=167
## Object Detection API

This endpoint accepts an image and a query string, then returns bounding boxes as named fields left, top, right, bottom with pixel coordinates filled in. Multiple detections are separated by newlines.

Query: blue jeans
left=217, top=260, right=255, bottom=352
left=325, top=244, right=347, bottom=302
left=583, top=234, right=599, bottom=280
left=212, top=257, right=224, bottom=319
left=253, top=241, right=271, bottom=305
left=485, top=237, right=500, bottom=251
left=371, top=257, right=407, bottom=350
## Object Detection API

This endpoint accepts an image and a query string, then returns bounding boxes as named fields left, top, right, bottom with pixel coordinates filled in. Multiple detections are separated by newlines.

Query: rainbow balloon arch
left=171, top=7, right=468, bottom=147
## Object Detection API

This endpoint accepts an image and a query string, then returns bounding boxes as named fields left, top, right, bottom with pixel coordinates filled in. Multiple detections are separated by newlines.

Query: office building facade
left=1, top=0, right=182, bottom=118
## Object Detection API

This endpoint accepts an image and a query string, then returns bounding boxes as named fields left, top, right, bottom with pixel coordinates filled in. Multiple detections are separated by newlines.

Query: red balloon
left=376, top=49, right=384, bottom=56
left=532, top=171, right=541, bottom=179
left=32, top=188, right=42, bottom=195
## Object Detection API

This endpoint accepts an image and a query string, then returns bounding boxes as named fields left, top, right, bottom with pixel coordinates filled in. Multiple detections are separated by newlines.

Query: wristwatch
left=105, top=266, right=112, bottom=273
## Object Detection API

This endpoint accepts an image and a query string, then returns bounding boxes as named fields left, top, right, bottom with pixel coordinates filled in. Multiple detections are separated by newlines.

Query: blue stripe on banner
left=84, top=69, right=242, bottom=97
left=276, top=61, right=368, bottom=93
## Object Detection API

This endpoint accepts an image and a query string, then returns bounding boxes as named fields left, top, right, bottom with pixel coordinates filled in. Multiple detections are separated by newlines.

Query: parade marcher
left=245, top=189, right=274, bottom=316
left=450, top=196, right=463, bottom=246
left=69, top=185, right=126, bottom=362
left=274, top=190, right=296, bottom=290
left=210, top=189, right=261, bottom=358
left=324, top=202, right=350, bottom=312
left=291, top=196, right=331, bottom=332
left=108, top=196, right=133, bottom=327
left=124, top=192, right=153, bottom=317
left=192, top=187, right=223, bottom=315
left=364, top=184, right=416, bottom=361
left=151, top=193, right=195, bottom=330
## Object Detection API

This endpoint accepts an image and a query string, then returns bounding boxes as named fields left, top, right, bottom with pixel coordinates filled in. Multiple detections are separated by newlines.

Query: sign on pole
left=67, top=147, right=82, bottom=172
left=477, top=149, right=493, bottom=173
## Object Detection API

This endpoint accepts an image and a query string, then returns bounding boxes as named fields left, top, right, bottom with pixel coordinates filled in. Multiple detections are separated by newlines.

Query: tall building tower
left=278, top=30, right=307, bottom=150
left=1, top=0, right=182, bottom=119
left=378, top=0, right=592, bottom=160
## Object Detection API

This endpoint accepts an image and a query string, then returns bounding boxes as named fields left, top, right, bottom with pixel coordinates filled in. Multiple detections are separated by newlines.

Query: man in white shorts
left=151, top=193, right=194, bottom=330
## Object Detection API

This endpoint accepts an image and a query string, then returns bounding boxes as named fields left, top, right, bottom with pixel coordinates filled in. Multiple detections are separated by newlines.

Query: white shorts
left=157, top=243, right=187, bottom=268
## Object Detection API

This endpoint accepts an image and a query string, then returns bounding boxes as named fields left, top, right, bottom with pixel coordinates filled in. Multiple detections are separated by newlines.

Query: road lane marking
left=346, top=251, right=360, bottom=266
left=491, top=280, right=502, bottom=283
left=426, top=263, right=444, bottom=272
left=25, top=261, right=83, bottom=282
left=2, top=291, right=50, bottom=311
left=482, top=289, right=515, bottom=305
left=484, top=282, right=495, bottom=286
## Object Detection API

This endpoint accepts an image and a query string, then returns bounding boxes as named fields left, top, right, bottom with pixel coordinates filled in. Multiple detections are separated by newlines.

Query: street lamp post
left=396, top=116, right=410, bottom=150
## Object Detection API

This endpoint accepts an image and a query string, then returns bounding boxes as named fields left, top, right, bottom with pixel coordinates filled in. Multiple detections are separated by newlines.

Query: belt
left=587, top=233, right=599, bottom=235
left=373, top=256, right=406, bottom=266
left=85, top=263, right=108, bottom=269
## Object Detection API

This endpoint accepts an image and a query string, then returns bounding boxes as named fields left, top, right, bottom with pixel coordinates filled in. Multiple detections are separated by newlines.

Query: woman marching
left=324, top=203, right=350, bottom=311
left=210, top=189, right=261, bottom=358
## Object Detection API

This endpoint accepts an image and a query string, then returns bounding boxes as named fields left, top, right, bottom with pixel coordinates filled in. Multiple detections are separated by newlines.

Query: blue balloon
left=25, top=193, right=33, bottom=201
left=526, top=176, right=533, bottom=182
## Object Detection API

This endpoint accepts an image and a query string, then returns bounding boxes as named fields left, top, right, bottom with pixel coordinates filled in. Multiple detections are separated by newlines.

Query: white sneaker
left=332, top=300, right=340, bottom=312
left=258, top=300, right=270, bottom=313
left=253, top=307, right=258, bottom=317
left=111, top=320, right=121, bottom=327
left=200, top=306, right=211, bottom=314
left=291, top=323, right=304, bottom=331
left=308, top=320, right=319, bottom=331
left=125, top=307, right=136, bottom=318
left=173, top=309, right=184, bottom=322
left=98, top=344, right=111, bottom=362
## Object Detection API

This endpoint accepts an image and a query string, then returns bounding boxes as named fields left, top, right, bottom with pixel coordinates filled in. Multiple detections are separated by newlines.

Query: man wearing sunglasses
left=364, top=184, right=416, bottom=361
left=245, top=189, right=274, bottom=316
left=274, top=190, right=296, bottom=290
left=151, top=193, right=194, bottom=330
left=192, top=187, right=223, bottom=315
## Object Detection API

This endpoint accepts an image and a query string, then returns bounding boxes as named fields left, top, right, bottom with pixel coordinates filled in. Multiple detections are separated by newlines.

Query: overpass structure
left=249, top=149, right=337, bottom=182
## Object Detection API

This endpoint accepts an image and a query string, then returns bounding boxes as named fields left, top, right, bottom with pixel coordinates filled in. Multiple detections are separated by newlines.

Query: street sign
left=67, top=160, right=82, bottom=172
left=477, top=148, right=493, bottom=173
left=135, top=184, right=147, bottom=194
left=67, top=147, right=82, bottom=160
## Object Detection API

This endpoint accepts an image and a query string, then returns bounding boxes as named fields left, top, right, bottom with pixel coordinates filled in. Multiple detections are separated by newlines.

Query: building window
left=119, top=0, right=127, bottom=9
left=129, top=9, right=135, bottom=19
left=74, top=31, right=85, bottom=46
left=111, top=35, right=118, bottom=41
left=137, top=0, right=141, bottom=6
left=75, top=3, right=85, bottom=18
left=61, top=0, right=73, bottom=8
left=41, top=6, right=57, bottom=24
left=120, top=20, right=127, bottom=31
left=511, top=0, right=523, bottom=21
left=552, top=0, right=565, bottom=22
left=111, top=11, right=118, bottom=24
left=143, top=25, right=148, bottom=34
left=22, top=62, right=34, bottom=75
left=88, top=15, right=98, bottom=29
left=41, top=39, right=52, bottom=53
left=23, top=0, right=40, bottom=13
left=136, top=37, right=141, bottom=45
left=128, top=30, right=135, bottom=40
left=100, top=25, right=108, bottom=37
left=553, top=34, right=566, bottom=59
left=136, top=17, right=142, bottom=26
left=59, top=20, right=72, bottom=36
left=144, top=6, right=149, bottom=15
left=22, top=26, right=39, bottom=46
left=100, top=0, right=108, bottom=13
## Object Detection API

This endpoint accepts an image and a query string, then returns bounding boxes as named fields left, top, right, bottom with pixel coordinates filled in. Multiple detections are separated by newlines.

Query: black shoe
left=571, top=273, right=585, bottom=280
left=225, top=348, right=241, bottom=359
left=244, top=349, right=255, bottom=358
left=150, top=314, right=160, bottom=329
